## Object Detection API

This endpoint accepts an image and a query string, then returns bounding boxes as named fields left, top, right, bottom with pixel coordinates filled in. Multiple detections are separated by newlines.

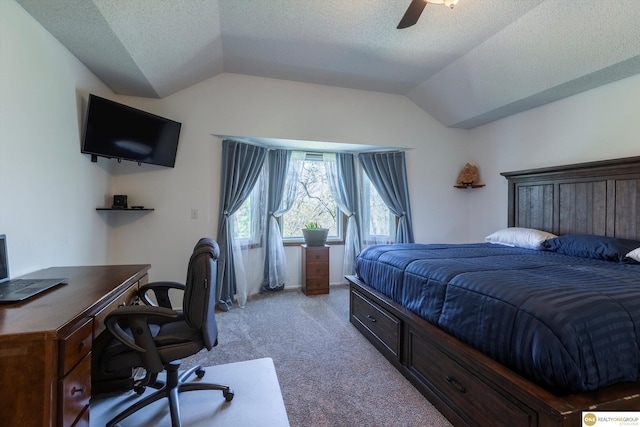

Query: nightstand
left=301, top=244, right=329, bottom=295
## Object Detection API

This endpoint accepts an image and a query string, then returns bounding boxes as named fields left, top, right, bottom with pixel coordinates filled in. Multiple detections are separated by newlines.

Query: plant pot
left=302, top=228, right=329, bottom=246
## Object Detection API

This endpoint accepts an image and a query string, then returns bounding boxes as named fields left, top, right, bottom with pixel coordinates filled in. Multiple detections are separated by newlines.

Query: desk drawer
left=59, top=318, right=93, bottom=376
left=72, top=406, right=90, bottom=427
left=408, top=330, right=536, bottom=427
left=351, top=289, right=400, bottom=357
left=59, top=353, right=91, bottom=427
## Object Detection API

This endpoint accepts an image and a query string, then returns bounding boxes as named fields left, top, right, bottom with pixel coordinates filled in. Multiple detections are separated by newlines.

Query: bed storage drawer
left=407, top=329, right=536, bottom=427
left=350, top=289, right=400, bottom=358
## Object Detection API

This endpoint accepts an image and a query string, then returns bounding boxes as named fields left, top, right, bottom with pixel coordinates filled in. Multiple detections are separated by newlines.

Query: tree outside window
left=282, top=154, right=340, bottom=241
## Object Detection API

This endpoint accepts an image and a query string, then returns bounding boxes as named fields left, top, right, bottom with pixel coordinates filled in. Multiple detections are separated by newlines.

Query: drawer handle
left=71, top=386, right=85, bottom=396
left=366, top=314, right=377, bottom=323
left=446, top=376, right=466, bottom=394
left=78, top=340, right=87, bottom=350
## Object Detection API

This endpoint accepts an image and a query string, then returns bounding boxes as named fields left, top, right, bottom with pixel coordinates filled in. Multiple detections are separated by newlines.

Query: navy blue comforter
left=355, top=243, right=640, bottom=392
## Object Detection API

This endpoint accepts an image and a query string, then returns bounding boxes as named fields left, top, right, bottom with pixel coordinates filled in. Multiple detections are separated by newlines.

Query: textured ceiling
left=15, top=0, right=640, bottom=128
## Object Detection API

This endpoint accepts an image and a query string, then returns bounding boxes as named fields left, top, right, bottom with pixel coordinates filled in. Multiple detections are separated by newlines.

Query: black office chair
left=100, top=238, right=233, bottom=427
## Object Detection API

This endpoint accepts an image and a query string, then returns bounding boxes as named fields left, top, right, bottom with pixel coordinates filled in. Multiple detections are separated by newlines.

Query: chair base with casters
left=106, top=359, right=234, bottom=427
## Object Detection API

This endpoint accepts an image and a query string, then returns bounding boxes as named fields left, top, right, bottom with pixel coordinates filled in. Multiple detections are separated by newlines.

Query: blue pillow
left=541, top=234, right=640, bottom=262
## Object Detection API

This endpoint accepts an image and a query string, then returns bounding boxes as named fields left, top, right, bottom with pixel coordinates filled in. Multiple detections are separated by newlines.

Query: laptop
left=0, top=234, right=67, bottom=303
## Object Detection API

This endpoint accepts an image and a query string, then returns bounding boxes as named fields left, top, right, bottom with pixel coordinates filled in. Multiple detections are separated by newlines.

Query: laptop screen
left=0, top=235, right=9, bottom=284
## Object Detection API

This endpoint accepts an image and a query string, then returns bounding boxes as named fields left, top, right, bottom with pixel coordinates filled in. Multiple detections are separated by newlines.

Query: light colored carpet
left=90, top=357, right=289, bottom=426
left=183, top=285, right=452, bottom=427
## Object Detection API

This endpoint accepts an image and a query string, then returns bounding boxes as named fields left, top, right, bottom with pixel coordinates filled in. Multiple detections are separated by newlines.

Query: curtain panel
left=325, top=153, right=361, bottom=275
left=216, top=140, right=267, bottom=310
left=261, top=149, right=299, bottom=292
left=359, top=151, right=414, bottom=243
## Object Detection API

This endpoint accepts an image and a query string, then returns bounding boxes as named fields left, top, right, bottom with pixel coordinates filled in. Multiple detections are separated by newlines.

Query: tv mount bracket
left=90, top=155, right=142, bottom=166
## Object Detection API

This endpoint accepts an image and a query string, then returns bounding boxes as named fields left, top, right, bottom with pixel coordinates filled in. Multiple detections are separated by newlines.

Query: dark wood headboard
left=501, top=156, right=640, bottom=240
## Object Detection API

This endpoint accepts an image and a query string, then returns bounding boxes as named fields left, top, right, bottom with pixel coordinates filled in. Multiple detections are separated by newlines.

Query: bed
left=347, top=156, right=640, bottom=427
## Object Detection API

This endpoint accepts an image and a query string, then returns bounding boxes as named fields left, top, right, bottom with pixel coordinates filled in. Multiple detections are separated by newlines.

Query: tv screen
left=81, top=94, right=181, bottom=167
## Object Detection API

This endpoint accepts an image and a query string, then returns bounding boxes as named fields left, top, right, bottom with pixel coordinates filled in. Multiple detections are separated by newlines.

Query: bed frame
left=347, top=156, right=640, bottom=427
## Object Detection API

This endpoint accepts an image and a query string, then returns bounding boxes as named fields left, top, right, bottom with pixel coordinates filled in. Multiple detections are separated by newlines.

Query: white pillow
left=485, top=227, right=557, bottom=250
left=626, top=247, right=640, bottom=262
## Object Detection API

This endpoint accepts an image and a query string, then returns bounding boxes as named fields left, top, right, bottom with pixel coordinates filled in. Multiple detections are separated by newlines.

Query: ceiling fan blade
left=397, top=0, right=427, bottom=29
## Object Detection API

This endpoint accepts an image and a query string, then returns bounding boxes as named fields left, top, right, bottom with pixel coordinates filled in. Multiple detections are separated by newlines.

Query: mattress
left=355, top=243, right=640, bottom=392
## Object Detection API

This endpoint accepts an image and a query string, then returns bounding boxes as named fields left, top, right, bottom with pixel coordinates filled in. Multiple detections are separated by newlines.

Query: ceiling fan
left=397, top=0, right=459, bottom=29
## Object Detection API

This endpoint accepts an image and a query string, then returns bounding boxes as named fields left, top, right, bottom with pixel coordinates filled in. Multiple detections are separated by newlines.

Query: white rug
left=91, top=357, right=290, bottom=427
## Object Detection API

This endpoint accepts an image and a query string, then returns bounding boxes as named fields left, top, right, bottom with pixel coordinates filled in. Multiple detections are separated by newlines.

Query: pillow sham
left=627, top=247, right=640, bottom=263
left=485, top=227, right=557, bottom=250
left=541, top=234, right=640, bottom=262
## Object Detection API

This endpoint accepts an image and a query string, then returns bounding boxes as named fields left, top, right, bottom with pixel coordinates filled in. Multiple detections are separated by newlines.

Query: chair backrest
left=183, top=238, right=220, bottom=350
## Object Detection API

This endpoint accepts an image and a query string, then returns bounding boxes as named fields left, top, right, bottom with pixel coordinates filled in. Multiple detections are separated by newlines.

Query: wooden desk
left=0, top=264, right=150, bottom=427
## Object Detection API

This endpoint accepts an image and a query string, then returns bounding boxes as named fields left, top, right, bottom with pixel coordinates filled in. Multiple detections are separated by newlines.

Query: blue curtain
left=325, top=153, right=361, bottom=275
left=216, top=140, right=267, bottom=310
left=261, top=149, right=291, bottom=292
left=359, top=151, right=414, bottom=243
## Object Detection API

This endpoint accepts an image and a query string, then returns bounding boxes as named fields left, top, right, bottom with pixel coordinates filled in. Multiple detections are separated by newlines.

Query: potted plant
left=302, top=221, right=329, bottom=246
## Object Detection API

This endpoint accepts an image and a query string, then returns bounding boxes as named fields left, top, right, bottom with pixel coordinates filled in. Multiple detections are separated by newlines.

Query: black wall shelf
left=96, top=208, right=154, bottom=211
left=454, top=184, right=485, bottom=189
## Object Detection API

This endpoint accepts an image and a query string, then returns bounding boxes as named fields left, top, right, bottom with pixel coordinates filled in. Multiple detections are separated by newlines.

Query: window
left=361, top=173, right=395, bottom=245
left=281, top=153, right=343, bottom=243
left=231, top=168, right=265, bottom=247
left=232, top=150, right=395, bottom=247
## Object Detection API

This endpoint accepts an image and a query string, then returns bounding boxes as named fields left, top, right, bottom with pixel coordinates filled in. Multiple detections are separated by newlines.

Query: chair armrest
left=105, top=305, right=179, bottom=353
left=139, top=281, right=186, bottom=309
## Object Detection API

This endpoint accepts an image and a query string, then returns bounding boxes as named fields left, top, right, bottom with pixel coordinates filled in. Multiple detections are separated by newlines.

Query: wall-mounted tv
left=81, top=94, right=181, bottom=167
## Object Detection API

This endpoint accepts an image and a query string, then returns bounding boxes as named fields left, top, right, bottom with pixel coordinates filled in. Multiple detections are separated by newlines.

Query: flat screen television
left=81, top=94, right=181, bottom=167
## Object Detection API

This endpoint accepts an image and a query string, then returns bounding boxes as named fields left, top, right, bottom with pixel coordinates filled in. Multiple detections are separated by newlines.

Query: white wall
left=467, top=73, right=640, bottom=242
left=0, top=1, right=114, bottom=277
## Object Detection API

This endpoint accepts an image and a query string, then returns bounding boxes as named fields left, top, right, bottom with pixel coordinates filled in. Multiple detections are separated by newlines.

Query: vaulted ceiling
left=16, top=0, right=640, bottom=128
